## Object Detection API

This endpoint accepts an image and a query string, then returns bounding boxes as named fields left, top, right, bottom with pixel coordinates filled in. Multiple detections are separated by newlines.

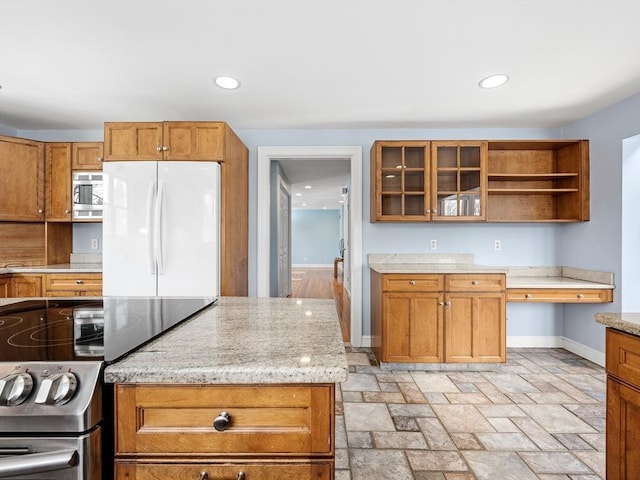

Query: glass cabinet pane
left=405, top=171, right=425, bottom=192
left=405, top=195, right=425, bottom=215
left=381, top=147, right=403, bottom=169
left=460, top=146, right=481, bottom=168
left=405, top=147, right=425, bottom=169
left=382, top=172, right=401, bottom=192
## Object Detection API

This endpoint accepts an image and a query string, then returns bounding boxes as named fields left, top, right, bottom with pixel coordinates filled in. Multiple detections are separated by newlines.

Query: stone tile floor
left=335, top=347, right=605, bottom=480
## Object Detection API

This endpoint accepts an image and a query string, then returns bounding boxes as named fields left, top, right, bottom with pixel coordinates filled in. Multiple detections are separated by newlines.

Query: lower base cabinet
left=114, top=384, right=335, bottom=480
left=371, top=272, right=506, bottom=364
left=605, top=328, right=640, bottom=479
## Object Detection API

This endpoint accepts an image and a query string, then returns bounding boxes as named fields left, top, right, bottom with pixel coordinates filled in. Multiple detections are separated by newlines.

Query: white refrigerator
left=102, top=161, right=220, bottom=297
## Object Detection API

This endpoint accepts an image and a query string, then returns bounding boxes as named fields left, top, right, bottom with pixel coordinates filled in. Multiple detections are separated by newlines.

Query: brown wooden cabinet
left=371, top=139, right=589, bottom=223
left=606, top=328, right=640, bottom=479
left=104, top=122, right=225, bottom=161
left=10, top=274, right=43, bottom=297
left=0, top=276, right=10, bottom=298
left=507, top=288, right=612, bottom=303
left=72, top=142, right=104, bottom=170
left=487, top=140, right=589, bottom=222
left=0, top=136, right=45, bottom=222
left=371, top=271, right=506, bottom=364
left=114, top=383, right=335, bottom=479
left=44, top=273, right=102, bottom=297
left=45, top=143, right=72, bottom=221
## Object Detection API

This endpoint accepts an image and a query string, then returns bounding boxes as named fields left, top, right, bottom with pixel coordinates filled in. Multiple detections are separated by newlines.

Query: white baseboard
left=507, top=336, right=563, bottom=348
left=561, top=336, right=605, bottom=367
left=358, top=335, right=604, bottom=366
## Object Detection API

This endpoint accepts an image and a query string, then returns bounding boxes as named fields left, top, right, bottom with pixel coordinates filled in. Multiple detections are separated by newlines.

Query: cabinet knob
left=577, top=294, right=585, bottom=299
left=97, top=157, right=104, bottom=162
left=156, top=146, right=162, bottom=152
left=432, top=209, right=437, bottom=215
left=438, top=301, right=445, bottom=306
left=445, top=301, right=451, bottom=306
left=213, top=411, right=231, bottom=431
left=409, top=280, right=416, bottom=285
left=471, top=280, right=479, bottom=285
left=525, top=293, right=532, bottom=299
left=75, top=280, right=83, bottom=284
left=64, top=209, right=70, bottom=214
left=162, top=146, right=168, bottom=151
left=38, top=209, right=43, bottom=214
left=198, top=472, right=208, bottom=480
left=237, top=473, right=246, bottom=480
left=425, top=209, right=431, bottom=214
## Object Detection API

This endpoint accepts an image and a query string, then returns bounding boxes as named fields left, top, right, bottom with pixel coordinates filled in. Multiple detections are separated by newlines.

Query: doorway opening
left=257, top=146, right=363, bottom=347
left=621, top=133, right=640, bottom=310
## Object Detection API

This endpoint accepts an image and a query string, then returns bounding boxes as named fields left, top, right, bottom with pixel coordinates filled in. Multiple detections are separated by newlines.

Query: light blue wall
left=560, top=93, right=640, bottom=353
left=0, top=124, right=17, bottom=136
left=291, top=209, right=341, bottom=265
left=73, top=223, right=103, bottom=253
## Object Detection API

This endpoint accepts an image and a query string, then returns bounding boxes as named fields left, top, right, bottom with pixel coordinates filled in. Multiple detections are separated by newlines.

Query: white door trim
left=257, top=146, right=363, bottom=347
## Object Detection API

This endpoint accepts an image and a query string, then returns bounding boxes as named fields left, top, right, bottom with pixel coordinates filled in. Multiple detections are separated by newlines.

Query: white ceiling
left=0, top=0, right=638, bottom=207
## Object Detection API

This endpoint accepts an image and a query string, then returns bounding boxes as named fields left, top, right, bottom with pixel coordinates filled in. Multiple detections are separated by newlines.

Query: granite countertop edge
left=0, top=263, right=103, bottom=274
left=104, top=297, right=349, bottom=385
left=596, top=313, right=640, bottom=337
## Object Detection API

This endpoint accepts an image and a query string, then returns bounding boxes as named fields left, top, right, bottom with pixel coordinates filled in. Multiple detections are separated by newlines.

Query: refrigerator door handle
left=146, top=181, right=157, bottom=275
left=155, top=181, right=165, bottom=275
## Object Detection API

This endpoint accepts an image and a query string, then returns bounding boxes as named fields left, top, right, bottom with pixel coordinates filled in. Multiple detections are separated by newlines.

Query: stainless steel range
left=0, top=297, right=215, bottom=480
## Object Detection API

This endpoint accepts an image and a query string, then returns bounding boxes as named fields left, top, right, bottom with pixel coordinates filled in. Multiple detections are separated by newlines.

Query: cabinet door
left=607, top=377, right=640, bottom=480
left=72, top=142, right=104, bottom=170
left=445, top=292, right=505, bottom=362
left=431, top=141, right=487, bottom=221
left=104, top=122, right=163, bottom=161
left=46, top=143, right=72, bottom=221
left=0, top=276, right=10, bottom=298
left=370, top=141, right=430, bottom=222
left=11, top=274, right=43, bottom=297
left=162, top=122, right=224, bottom=161
left=0, top=136, right=45, bottom=221
left=383, top=292, right=443, bottom=362
left=45, top=273, right=103, bottom=296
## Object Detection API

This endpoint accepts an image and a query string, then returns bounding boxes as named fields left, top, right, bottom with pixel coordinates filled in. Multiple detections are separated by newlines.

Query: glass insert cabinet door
left=373, top=141, right=430, bottom=221
left=431, top=141, right=487, bottom=221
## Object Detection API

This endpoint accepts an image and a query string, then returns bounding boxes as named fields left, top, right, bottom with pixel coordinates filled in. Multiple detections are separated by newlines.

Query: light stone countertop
left=0, top=263, right=102, bottom=274
left=104, top=296, right=349, bottom=385
left=367, top=254, right=614, bottom=290
left=595, top=313, right=640, bottom=337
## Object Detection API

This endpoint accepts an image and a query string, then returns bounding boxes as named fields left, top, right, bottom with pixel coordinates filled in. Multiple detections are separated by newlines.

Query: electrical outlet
left=494, top=239, right=501, bottom=251
left=430, top=239, right=437, bottom=250
left=91, top=238, right=99, bottom=250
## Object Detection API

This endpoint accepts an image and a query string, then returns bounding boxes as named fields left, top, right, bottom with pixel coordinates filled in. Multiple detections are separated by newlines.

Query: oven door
left=0, top=428, right=101, bottom=480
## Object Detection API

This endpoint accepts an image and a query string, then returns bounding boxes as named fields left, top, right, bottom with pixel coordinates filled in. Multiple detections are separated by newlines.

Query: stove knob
left=35, top=372, right=78, bottom=405
left=0, top=373, right=34, bottom=406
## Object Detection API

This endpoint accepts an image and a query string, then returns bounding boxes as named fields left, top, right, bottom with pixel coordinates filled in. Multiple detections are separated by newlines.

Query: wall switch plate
left=91, top=238, right=99, bottom=250
left=430, top=239, right=437, bottom=250
left=494, top=239, right=501, bottom=251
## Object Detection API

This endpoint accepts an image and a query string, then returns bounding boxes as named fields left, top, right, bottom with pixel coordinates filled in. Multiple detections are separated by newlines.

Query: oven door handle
left=0, top=449, right=78, bottom=478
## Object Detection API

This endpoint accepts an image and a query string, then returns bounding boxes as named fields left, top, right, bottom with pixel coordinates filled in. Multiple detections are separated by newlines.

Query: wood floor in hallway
left=291, top=266, right=350, bottom=343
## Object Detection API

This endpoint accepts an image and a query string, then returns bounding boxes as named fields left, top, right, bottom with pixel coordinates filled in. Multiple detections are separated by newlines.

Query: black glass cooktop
left=0, top=297, right=216, bottom=363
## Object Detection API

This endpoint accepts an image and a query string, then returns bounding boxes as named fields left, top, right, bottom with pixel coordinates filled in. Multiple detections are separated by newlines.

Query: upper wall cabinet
left=72, top=142, right=104, bottom=170
left=371, top=139, right=589, bottom=223
left=487, top=140, right=590, bottom=222
left=370, top=140, right=487, bottom=222
left=104, top=122, right=225, bottom=161
left=46, top=142, right=72, bottom=222
left=0, top=135, right=45, bottom=222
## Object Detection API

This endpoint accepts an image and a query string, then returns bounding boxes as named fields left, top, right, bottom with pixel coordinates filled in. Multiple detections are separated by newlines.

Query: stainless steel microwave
left=73, top=171, right=103, bottom=220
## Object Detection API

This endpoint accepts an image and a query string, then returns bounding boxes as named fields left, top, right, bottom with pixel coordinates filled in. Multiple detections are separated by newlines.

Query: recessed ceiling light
left=302, top=203, right=307, bottom=206
left=295, top=193, right=302, bottom=196
left=304, top=185, right=312, bottom=189
left=214, top=75, right=240, bottom=90
left=478, top=74, right=509, bottom=89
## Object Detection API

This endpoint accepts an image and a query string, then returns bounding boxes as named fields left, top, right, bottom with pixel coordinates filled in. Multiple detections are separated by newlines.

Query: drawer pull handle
left=76, top=280, right=83, bottom=284
left=237, top=473, right=246, bottom=480
left=525, top=293, right=532, bottom=299
left=199, top=472, right=208, bottom=480
left=577, top=294, right=585, bottom=299
left=471, top=280, right=479, bottom=285
left=438, top=301, right=444, bottom=306
left=409, top=280, right=416, bottom=285
left=445, top=301, right=451, bottom=306
left=213, top=411, right=230, bottom=431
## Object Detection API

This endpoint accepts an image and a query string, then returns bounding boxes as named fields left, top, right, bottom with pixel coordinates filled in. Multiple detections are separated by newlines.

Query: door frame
left=257, top=146, right=363, bottom=347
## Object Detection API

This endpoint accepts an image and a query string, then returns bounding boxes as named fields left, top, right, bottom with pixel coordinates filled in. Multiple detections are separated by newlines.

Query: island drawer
left=115, top=384, right=334, bottom=456
left=115, top=460, right=333, bottom=480
left=507, top=288, right=613, bottom=303
left=445, top=274, right=505, bottom=292
left=382, top=274, right=444, bottom=292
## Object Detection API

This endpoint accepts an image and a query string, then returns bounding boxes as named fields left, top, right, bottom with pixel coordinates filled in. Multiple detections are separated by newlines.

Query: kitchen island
left=106, top=296, right=348, bottom=480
